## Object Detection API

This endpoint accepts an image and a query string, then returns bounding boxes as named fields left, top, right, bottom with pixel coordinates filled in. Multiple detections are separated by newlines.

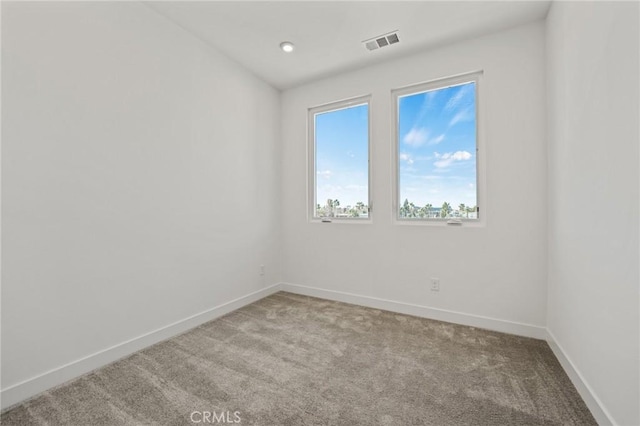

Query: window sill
left=394, top=218, right=485, bottom=227
left=310, top=218, right=372, bottom=225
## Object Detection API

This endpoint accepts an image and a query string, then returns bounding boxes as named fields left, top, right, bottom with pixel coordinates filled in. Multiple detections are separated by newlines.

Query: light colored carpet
left=2, top=292, right=596, bottom=425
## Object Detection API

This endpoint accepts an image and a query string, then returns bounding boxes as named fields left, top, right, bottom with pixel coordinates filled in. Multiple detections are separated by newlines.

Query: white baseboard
left=545, top=329, right=616, bottom=426
left=280, top=282, right=547, bottom=340
left=282, top=283, right=615, bottom=423
left=0, top=283, right=282, bottom=411
left=2, top=282, right=612, bottom=426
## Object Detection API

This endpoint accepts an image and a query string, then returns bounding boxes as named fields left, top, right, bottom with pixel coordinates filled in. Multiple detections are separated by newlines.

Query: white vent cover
left=363, top=31, right=400, bottom=51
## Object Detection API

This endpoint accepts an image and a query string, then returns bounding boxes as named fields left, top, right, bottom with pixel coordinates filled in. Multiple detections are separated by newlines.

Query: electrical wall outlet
left=430, top=277, right=440, bottom=292
left=260, top=265, right=265, bottom=276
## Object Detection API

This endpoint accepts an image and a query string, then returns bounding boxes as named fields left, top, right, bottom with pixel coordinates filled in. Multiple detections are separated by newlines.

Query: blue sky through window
left=315, top=103, right=369, bottom=208
left=398, top=81, right=477, bottom=210
left=313, top=81, right=476, bottom=216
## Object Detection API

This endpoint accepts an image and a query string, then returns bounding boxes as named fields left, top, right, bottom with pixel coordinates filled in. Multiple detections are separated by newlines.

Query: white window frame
left=391, top=71, right=485, bottom=227
left=307, top=95, right=372, bottom=223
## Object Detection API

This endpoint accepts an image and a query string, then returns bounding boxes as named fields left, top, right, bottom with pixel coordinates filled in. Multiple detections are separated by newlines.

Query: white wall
left=281, top=22, right=548, bottom=330
left=546, top=2, right=639, bottom=425
left=1, top=1, right=281, bottom=404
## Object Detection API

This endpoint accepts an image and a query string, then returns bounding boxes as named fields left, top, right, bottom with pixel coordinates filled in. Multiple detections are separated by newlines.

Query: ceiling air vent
left=363, top=31, right=400, bottom=51
left=376, top=37, right=389, bottom=48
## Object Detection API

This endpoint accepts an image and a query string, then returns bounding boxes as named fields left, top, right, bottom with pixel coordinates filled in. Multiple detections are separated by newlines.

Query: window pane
left=314, top=103, right=369, bottom=218
left=398, top=81, right=477, bottom=219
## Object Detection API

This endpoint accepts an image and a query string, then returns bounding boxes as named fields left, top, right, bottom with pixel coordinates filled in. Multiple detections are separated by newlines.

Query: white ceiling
left=146, top=1, right=551, bottom=90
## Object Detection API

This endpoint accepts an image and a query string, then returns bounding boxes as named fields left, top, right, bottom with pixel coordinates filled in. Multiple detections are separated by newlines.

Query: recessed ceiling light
left=280, top=41, right=295, bottom=53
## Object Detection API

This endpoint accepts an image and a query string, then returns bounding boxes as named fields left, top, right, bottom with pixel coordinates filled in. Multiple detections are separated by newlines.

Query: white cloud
left=317, top=170, right=332, bottom=179
left=445, top=84, right=473, bottom=111
left=452, top=151, right=472, bottom=161
left=428, top=134, right=445, bottom=145
left=448, top=106, right=474, bottom=127
left=403, top=127, right=429, bottom=146
left=318, top=182, right=368, bottom=207
left=319, top=184, right=342, bottom=191
left=399, top=152, right=414, bottom=165
left=433, top=150, right=472, bottom=168
left=344, top=184, right=367, bottom=191
left=412, top=91, right=437, bottom=124
left=403, top=128, right=445, bottom=147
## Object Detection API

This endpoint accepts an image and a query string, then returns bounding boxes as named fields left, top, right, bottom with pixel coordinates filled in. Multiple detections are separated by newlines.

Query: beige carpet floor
left=1, top=292, right=596, bottom=425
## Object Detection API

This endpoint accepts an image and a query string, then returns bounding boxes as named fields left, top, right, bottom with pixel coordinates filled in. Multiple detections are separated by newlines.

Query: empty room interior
left=1, top=1, right=639, bottom=425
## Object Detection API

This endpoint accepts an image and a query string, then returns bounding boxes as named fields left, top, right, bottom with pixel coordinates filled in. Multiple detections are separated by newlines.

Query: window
left=308, top=96, right=371, bottom=220
left=393, top=72, right=481, bottom=222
